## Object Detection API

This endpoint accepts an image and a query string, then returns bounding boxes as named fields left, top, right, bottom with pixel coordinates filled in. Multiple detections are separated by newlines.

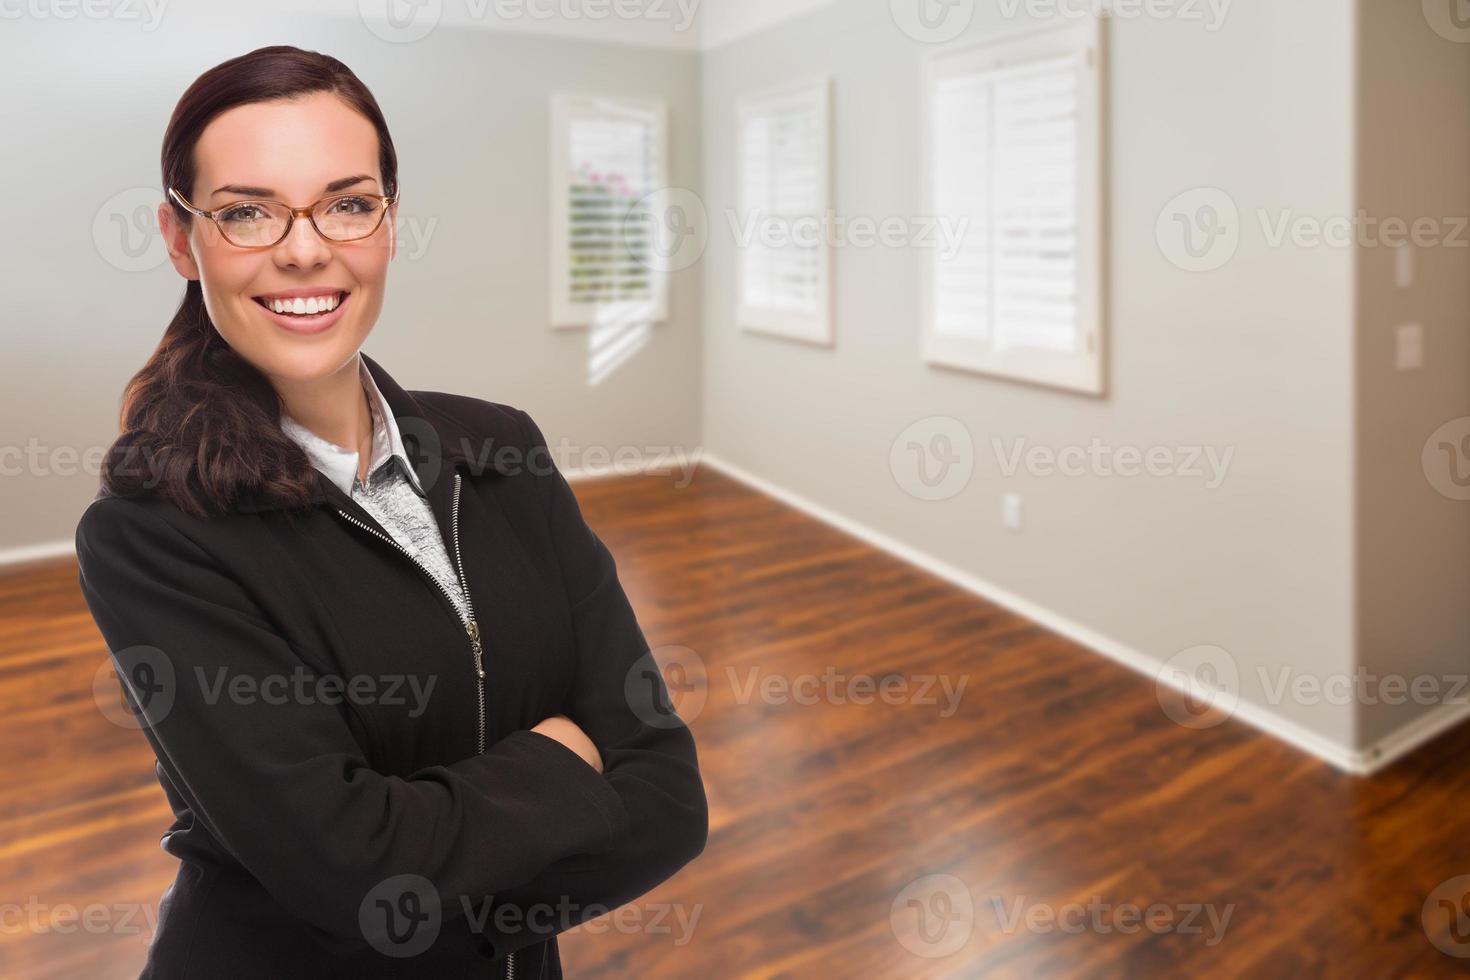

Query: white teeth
left=266, top=292, right=341, bottom=315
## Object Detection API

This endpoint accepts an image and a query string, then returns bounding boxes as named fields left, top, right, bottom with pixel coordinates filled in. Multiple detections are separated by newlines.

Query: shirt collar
left=278, top=353, right=427, bottom=498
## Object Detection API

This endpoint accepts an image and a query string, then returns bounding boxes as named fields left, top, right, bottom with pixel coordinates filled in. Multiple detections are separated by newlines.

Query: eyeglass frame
left=166, top=185, right=399, bottom=249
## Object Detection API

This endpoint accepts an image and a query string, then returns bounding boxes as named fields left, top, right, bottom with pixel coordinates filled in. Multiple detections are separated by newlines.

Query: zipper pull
left=467, top=618, right=486, bottom=678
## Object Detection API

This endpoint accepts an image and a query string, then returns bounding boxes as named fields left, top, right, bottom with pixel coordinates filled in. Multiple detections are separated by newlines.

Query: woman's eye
left=329, top=196, right=372, bottom=214
left=220, top=204, right=266, bottom=223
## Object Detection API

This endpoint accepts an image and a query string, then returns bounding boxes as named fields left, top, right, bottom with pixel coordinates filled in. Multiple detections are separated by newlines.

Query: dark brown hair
left=99, top=45, right=399, bottom=518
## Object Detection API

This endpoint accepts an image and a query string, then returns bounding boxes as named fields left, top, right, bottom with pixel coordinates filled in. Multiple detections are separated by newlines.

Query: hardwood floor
left=3, top=465, right=1469, bottom=978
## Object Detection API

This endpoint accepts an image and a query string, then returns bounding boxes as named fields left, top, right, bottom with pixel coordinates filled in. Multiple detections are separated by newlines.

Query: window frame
left=548, top=93, right=671, bottom=330
left=735, top=76, right=834, bottom=347
left=919, top=16, right=1107, bottom=396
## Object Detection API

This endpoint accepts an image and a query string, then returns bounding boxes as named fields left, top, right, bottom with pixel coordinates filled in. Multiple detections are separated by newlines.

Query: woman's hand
left=531, top=714, right=604, bottom=774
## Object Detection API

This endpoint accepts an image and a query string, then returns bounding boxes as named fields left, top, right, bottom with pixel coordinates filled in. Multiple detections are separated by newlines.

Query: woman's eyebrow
left=209, top=175, right=376, bottom=198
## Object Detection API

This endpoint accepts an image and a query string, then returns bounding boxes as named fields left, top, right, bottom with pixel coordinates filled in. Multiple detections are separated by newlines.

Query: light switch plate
left=1396, top=322, right=1424, bottom=371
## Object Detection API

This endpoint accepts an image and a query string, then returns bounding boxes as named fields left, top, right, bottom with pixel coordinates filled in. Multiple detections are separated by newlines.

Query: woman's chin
left=226, top=336, right=364, bottom=386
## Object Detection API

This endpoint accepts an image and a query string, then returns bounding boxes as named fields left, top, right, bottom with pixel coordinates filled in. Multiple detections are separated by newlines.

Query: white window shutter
left=736, top=78, right=832, bottom=345
left=550, top=95, right=669, bottom=328
left=923, top=18, right=1105, bottom=395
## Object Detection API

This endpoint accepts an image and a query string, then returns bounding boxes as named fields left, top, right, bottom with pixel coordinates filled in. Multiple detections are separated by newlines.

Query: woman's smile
left=250, top=286, right=352, bottom=334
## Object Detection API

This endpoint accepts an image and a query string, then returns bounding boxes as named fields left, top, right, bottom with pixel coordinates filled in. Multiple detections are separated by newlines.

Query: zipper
left=450, top=473, right=488, bottom=755
left=333, top=473, right=512, bottom=979
left=332, top=471, right=487, bottom=753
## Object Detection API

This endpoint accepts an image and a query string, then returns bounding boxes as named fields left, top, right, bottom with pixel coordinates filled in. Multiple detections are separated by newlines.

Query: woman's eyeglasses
left=167, top=186, right=397, bottom=248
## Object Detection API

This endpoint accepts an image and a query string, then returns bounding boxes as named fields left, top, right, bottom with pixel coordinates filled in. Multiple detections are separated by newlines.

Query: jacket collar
left=235, top=351, right=511, bottom=513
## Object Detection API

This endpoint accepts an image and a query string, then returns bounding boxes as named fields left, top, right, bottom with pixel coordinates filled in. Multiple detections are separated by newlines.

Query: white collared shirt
left=279, top=354, right=469, bottom=621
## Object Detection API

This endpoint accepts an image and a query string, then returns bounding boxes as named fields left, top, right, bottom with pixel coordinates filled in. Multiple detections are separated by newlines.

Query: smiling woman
left=78, top=44, right=708, bottom=980
left=100, top=48, right=406, bottom=516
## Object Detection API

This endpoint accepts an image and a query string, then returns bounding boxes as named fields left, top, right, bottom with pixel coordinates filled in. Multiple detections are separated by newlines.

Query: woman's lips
left=252, top=291, right=350, bottom=335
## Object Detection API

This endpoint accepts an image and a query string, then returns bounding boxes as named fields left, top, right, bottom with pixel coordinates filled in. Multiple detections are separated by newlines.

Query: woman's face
left=159, top=92, right=397, bottom=387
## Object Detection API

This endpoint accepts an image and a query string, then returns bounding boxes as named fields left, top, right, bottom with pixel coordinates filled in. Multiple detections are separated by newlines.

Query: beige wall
left=701, top=1, right=1361, bottom=750
left=1355, top=0, right=1470, bottom=749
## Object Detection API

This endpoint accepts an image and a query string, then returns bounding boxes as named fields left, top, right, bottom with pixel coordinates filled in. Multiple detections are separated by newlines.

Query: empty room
left=2, top=0, right=1469, bottom=977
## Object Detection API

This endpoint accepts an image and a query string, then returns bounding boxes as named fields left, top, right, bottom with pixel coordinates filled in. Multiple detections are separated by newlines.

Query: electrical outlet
left=1002, top=493, right=1023, bottom=530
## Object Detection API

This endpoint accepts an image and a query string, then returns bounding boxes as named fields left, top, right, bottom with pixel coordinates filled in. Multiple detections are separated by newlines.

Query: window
left=736, top=78, right=832, bottom=345
left=549, top=94, right=669, bottom=328
left=921, top=17, right=1106, bottom=395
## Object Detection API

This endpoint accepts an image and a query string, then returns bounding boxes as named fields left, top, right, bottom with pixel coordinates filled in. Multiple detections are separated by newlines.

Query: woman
left=74, top=45, right=708, bottom=979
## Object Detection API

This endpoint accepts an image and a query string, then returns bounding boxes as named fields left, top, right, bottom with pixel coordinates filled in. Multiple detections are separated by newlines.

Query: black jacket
left=74, top=353, right=709, bottom=979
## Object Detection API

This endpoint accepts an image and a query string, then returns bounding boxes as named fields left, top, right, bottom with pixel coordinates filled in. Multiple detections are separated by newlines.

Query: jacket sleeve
left=74, top=494, right=631, bottom=957
left=470, top=409, right=710, bottom=961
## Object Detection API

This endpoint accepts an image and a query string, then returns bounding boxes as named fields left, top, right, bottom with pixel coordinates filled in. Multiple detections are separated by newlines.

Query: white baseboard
left=696, top=452, right=1464, bottom=777
left=0, top=539, right=75, bottom=568
left=1358, top=699, right=1470, bottom=774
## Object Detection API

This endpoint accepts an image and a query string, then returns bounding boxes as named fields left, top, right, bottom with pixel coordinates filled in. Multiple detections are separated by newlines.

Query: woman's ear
left=157, top=201, right=201, bottom=281
left=386, top=194, right=399, bottom=263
